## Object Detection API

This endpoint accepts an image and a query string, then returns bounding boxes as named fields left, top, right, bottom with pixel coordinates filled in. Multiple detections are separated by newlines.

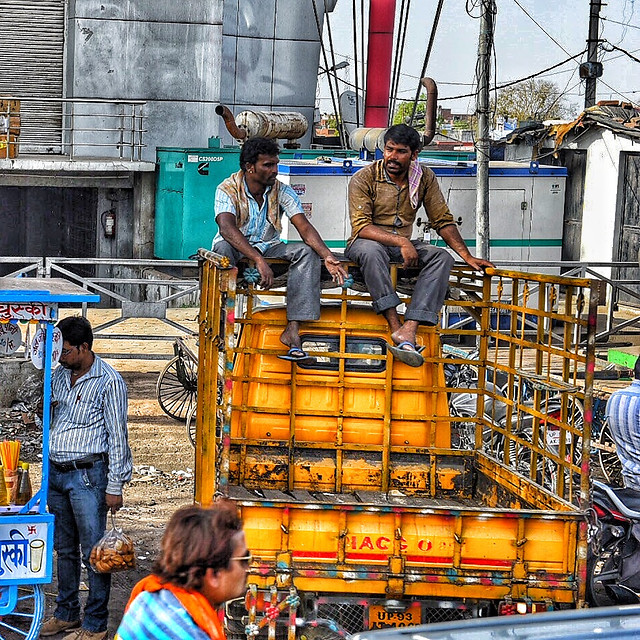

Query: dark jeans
left=212, top=239, right=321, bottom=322
left=48, top=460, right=110, bottom=632
left=345, top=238, right=454, bottom=325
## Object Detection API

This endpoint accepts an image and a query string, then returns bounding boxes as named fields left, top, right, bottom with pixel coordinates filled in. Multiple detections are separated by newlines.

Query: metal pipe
left=215, top=104, right=247, bottom=141
left=364, top=0, right=396, bottom=127
left=420, top=77, right=438, bottom=146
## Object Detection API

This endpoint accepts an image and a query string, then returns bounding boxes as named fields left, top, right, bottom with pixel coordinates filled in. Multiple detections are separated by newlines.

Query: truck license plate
left=368, top=605, right=421, bottom=629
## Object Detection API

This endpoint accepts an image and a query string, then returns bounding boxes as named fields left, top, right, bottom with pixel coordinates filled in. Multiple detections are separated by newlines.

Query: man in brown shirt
left=346, top=124, right=493, bottom=367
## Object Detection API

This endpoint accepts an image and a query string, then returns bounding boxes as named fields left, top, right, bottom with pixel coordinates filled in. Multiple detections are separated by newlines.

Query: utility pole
left=584, top=0, right=603, bottom=109
left=475, top=0, right=494, bottom=261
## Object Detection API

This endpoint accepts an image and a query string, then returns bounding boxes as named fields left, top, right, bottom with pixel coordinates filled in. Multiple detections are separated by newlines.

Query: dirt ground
left=3, top=309, right=201, bottom=636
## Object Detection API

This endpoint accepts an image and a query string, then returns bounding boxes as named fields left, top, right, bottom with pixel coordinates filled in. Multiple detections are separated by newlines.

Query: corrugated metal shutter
left=0, top=1, right=65, bottom=154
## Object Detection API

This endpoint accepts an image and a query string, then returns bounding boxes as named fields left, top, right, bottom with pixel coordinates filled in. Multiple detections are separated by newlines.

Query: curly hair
left=57, top=315, right=94, bottom=350
left=384, top=124, right=422, bottom=153
left=240, top=137, right=280, bottom=170
left=153, top=501, right=243, bottom=591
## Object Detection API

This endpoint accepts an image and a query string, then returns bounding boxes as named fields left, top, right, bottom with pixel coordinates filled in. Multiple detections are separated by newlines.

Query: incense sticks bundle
left=0, top=440, right=20, bottom=471
left=0, top=440, right=21, bottom=503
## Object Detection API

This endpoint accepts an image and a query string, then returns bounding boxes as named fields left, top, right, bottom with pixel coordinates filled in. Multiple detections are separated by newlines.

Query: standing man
left=213, top=136, right=347, bottom=361
left=606, top=357, right=640, bottom=491
left=346, top=124, right=493, bottom=367
left=115, top=501, right=248, bottom=640
left=40, top=316, right=132, bottom=640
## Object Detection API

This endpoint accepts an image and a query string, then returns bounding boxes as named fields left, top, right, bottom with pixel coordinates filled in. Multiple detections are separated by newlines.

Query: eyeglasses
left=231, top=553, right=252, bottom=566
left=61, top=346, right=79, bottom=357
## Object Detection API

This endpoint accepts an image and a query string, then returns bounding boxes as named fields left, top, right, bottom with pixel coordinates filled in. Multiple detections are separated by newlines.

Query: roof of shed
left=505, top=101, right=640, bottom=149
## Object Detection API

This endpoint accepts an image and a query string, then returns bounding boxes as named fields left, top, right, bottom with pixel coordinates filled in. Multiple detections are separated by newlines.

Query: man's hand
left=106, top=493, right=123, bottom=513
left=400, top=239, right=419, bottom=269
left=464, top=255, right=494, bottom=272
left=255, top=256, right=274, bottom=289
left=324, top=255, right=347, bottom=285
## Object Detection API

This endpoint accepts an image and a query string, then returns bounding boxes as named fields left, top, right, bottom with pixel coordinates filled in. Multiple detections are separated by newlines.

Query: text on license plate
left=368, top=605, right=421, bottom=629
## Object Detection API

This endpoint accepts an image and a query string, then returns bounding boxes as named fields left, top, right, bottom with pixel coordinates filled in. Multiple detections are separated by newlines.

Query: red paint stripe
left=291, top=551, right=337, bottom=559
left=345, top=553, right=388, bottom=561
left=406, top=555, right=453, bottom=564
left=462, top=558, right=513, bottom=567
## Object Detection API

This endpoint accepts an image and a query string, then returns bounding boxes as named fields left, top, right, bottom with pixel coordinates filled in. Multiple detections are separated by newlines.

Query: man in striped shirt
left=40, top=316, right=132, bottom=640
left=606, top=357, right=640, bottom=491
left=212, top=136, right=346, bottom=362
left=116, top=501, right=248, bottom=640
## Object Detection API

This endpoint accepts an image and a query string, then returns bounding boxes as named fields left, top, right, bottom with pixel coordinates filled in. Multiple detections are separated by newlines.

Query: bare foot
left=391, top=320, right=419, bottom=348
left=280, top=321, right=302, bottom=350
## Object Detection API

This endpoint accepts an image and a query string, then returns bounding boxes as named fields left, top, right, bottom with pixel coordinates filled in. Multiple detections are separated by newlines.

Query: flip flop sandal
left=387, top=341, right=425, bottom=367
left=278, top=347, right=314, bottom=362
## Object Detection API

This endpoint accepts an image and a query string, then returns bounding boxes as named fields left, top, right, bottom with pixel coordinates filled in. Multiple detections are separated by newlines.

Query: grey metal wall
left=67, top=1, right=224, bottom=160
left=220, top=0, right=336, bottom=148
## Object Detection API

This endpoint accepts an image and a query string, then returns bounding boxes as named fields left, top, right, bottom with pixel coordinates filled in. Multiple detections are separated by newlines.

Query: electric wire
left=389, top=0, right=411, bottom=125
left=322, top=0, right=347, bottom=146
left=312, top=0, right=345, bottom=148
left=352, top=0, right=360, bottom=127
left=601, top=16, right=640, bottom=31
left=511, top=0, right=572, bottom=57
left=408, top=0, right=445, bottom=127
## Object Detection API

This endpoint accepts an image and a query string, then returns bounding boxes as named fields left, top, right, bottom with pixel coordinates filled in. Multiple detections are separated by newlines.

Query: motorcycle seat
left=594, top=479, right=640, bottom=518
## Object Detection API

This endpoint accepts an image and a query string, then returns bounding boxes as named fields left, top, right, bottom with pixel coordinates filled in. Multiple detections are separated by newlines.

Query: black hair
left=383, top=124, right=422, bottom=153
left=634, top=357, right=640, bottom=380
left=239, top=137, right=280, bottom=170
left=56, top=316, right=93, bottom=350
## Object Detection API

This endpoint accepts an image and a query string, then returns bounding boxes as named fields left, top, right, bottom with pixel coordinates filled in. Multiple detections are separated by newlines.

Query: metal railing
left=0, top=96, right=147, bottom=161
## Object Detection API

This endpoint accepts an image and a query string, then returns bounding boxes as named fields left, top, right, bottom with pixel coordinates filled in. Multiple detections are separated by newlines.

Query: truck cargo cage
left=195, top=249, right=599, bottom=620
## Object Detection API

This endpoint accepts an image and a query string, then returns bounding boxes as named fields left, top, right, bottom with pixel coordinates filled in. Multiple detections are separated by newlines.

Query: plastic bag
left=89, top=513, right=136, bottom=573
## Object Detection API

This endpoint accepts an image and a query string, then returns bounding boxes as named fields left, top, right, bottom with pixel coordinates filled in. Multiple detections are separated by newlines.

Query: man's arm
left=439, top=224, right=494, bottom=271
left=290, top=214, right=347, bottom=284
left=103, top=376, right=132, bottom=512
left=216, top=212, right=275, bottom=288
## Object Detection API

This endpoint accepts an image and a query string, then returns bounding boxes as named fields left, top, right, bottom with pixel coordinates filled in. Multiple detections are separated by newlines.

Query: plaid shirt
left=606, top=379, right=640, bottom=491
left=116, top=590, right=213, bottom=640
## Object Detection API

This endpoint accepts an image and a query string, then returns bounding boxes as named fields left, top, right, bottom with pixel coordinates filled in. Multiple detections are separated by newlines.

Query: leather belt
left=50, top=452, right=108, bottom=473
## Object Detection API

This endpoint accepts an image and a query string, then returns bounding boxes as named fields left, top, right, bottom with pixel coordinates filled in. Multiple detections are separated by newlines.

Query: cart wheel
left=186, top=404, right=197, bottom=448
left=0, top=585, right=45, bottom=640
left=598, top=419, right=623, bottom=486
left=156, top=355, right=198, bottom=421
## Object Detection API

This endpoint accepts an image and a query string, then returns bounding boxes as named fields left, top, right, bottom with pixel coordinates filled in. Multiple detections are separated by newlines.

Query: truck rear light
left=499, top=601, right=548, bottom=615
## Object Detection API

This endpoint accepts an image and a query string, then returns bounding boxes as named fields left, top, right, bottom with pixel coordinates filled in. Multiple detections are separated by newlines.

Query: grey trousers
left=345, top=238, right=454, bottom=325
left=212, top=239, right=321, bottom=322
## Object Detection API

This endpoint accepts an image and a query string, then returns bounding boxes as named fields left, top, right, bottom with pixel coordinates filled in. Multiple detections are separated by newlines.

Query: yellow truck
left=194, top=250, right=599, bottom=637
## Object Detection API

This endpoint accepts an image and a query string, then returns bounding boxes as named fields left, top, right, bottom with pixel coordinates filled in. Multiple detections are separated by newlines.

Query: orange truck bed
left=195, top=252, right=599, bottom=631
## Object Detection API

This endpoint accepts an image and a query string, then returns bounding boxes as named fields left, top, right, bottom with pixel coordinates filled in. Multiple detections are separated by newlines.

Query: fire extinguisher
left=101, top=209, right=116, bottom=238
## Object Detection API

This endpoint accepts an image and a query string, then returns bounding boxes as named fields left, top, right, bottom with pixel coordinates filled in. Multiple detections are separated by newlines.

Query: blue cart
left=0, top=278, right=99, bottom=640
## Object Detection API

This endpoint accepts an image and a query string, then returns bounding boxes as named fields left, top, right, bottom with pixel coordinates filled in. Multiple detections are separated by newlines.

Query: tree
left=492, top=79, right=576, bottom=123
left=392, top=95, right=426, bottom=130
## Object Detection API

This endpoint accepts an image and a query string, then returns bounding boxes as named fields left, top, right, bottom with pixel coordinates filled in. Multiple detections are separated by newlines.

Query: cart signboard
left=0, top=514, right=54, bottom=584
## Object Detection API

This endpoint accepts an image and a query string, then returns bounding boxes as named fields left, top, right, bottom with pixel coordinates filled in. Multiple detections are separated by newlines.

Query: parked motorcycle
left=444, top=344, right=583, bottom=492
left=588, top=479, right=640, bottom=606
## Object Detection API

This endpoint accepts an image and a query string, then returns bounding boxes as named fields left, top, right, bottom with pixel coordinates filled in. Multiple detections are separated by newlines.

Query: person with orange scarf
left=115, top=502, right=249, bottom=640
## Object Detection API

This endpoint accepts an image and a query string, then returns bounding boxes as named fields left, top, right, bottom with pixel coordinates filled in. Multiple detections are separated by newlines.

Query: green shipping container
left=155, top=138, right=357, bottom=259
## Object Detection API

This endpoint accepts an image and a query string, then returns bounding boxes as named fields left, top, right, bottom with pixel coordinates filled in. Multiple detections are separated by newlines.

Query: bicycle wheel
left=597, top=419, right=623, bottom=486
left=156, top=355, right=198, bottom=421
left=0, top=585, right=45, bottom=640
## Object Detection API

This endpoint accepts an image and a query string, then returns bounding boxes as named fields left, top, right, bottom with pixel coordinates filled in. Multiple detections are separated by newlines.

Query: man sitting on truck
left=213, top=136, right=347, bottom=361
left=346, top=124, right=493, bottom=367
left=607, top=356, right=640, bottom=492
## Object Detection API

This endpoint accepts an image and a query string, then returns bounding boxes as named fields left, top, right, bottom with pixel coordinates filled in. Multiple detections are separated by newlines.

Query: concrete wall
left=219, top=0, right=336, bottom=148
left=67, top=1, right=224, bottom=160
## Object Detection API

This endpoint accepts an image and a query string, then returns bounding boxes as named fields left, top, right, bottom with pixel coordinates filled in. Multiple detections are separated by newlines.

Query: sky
left=318, top=0, right=640, bottom=119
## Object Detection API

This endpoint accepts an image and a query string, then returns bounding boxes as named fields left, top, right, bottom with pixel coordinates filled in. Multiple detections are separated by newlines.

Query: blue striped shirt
left=51, top=355, right=133, bottom=495
left=212, top=179, right=304, bottom=253
left=115, top=589, right=212, bottom=640
left=606, top=380, right=640, bottom=491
